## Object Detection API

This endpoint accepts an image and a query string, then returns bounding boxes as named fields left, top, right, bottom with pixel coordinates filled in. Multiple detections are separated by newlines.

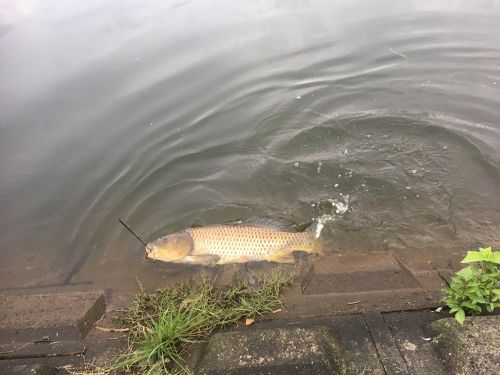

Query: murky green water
left=1, top=0, right=500, bottom=290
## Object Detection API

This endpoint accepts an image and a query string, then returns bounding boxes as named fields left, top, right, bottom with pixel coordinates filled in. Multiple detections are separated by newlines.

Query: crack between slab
left=0, top=347, right=85, bottom=360
left=363, top=312, right=409, bottom=375
left=363, top=316, right=388, bottom=375
left=382, top=313, right=412, bottom=373
left=434, top=265, right=453, bottom=287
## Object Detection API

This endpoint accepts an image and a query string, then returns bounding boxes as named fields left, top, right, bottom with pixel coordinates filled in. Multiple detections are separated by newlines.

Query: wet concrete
left=0, top=250, right=497, bottom=374
left=430, top=316, right=500, bottom=374
left=197, top=326, right=347, bottom=374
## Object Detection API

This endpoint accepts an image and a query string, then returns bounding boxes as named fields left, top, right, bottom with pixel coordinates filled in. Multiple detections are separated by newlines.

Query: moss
left=320, top=327, right=349, bottom=374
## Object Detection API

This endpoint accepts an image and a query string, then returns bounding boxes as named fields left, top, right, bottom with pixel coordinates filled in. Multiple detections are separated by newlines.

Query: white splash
left=317, top=161, right=322, bottom=174
left=328, top=194, right=350, bottom=214
left=314, top=195, right=349, bottom=238
left=315, top=214, right=335, bottom=238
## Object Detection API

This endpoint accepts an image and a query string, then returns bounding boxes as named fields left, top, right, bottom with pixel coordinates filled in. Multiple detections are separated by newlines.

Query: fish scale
left=187, top=225, right=310, bottom=262
left=146, top=219, right=322, bottom=264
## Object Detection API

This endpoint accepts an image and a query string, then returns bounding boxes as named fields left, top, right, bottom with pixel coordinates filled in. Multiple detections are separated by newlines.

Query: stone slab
left=364, top=312, right=408, bottom=375
left=281, top=287, right=440, bottom=318
left=0, top=292, right=105, bottom=359
left=430, top=315, right=500, bottom=375
left=312, top=252, right=401, bottom=274
left=237, top=315, right=386, bottom=375
left=0, top=355, right=83, bottom=375
left=0, top=341, right=85, bottom=360
left=411, top=270, right=446, bottom=291
left=384, top=311, right=448, bottom=375
left=304, top=269, right=419, bottom=294
left=303, top=253, right=419, bottom=295
left=196, top=326, right=347, bottom=374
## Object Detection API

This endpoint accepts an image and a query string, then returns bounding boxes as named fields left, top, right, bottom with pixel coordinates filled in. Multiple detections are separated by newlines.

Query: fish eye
left=162, top=238, right=169, bottom=243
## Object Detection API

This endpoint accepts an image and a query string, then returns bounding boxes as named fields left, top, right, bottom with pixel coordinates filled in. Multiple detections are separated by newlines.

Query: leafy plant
left=440, top=246, right=500, bottom=325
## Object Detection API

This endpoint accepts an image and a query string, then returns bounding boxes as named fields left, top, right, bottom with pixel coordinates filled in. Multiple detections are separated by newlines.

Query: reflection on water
left=1, top=0, right=500, bottom=291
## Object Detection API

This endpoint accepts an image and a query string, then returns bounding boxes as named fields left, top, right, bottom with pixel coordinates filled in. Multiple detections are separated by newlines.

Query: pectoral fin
left=183, top=254, right=220, bottom=265
left=267, top=250, right=295, bottom=264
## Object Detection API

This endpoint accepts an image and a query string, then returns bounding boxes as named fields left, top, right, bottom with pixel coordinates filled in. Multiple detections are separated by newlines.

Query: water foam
left=314, top=194, right=349, bottom=238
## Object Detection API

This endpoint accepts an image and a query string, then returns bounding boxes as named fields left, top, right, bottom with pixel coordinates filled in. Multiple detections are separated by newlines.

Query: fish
left=145, top=218, right=324, bottom=265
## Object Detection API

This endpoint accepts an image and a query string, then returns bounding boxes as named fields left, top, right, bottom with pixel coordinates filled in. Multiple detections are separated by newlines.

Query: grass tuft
left=111, top=272, right=294, bottom=374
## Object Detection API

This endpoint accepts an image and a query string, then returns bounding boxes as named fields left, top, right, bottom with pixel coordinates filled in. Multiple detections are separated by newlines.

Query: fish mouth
left=145, top=244, right=154, bottom=258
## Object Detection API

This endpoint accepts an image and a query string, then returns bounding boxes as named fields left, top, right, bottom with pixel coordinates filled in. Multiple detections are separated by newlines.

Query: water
left=1, top=0, right=500, bottom=291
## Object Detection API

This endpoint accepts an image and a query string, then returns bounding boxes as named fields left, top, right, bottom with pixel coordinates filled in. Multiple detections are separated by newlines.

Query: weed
left=440, top=246, right=500, bottom=325
left=111, top=272, right=294, bottom=374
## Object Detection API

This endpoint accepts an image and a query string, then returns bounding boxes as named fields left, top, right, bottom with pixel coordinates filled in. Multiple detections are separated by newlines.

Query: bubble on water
left=406, top=186, right=411, bottom=190
left=328, top=195, right=349, bottom=215
left=317, top=161, right=322, bottom=174
left=296, top=95, right=301, bottom=99
left=294, top=162, right=299, bottom=167
left=334, top=183, right=339, bottom=188
left=410, top=169, right=417, bottom=174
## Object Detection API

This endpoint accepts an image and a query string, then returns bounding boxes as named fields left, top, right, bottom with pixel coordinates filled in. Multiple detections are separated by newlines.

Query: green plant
left=440, top=246, right=500, bottom=325
left=111, top=272, right=294, bottom=374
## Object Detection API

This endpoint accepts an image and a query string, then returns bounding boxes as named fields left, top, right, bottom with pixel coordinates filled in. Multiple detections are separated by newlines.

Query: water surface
left=1, top=0, right=500, bottom=291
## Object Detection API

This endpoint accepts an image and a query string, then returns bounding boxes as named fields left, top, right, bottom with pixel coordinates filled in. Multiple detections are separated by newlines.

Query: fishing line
left=119, top=219, right=153, bottom=251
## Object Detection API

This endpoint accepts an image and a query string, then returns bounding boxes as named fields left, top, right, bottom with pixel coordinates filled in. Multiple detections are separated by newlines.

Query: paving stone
left=0, top=292, right=105, bottom=359
left=0, top=341, right=85, bottom=360
left=364, top=312, right=408, bottom=375
left=384, top=311, right=448, bottom=375
left=0, top=356, right=83, bottom=375
left=196, top=326, right=347, bottom=374
left=411, top=271, right=446, bottom=291
left=313, top=252, right=401, bottom=274
left=243, top=315, right=385, bottom=375
left=303, top=252, right=419, bottom=295
left=430, top=315, right=500, bottom=375
left=281, top=287, right=441, bottom=318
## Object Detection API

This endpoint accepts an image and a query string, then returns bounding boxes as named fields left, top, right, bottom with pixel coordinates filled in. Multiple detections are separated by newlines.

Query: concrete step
left=191, top=311, right=454, bottom=375
left=278, top=252, right=449, bottom=317
left=0, top=292, right=105, bottom=360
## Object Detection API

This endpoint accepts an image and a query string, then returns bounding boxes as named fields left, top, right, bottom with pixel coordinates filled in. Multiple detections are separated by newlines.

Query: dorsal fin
left=241, top=217, right=292, bottom=232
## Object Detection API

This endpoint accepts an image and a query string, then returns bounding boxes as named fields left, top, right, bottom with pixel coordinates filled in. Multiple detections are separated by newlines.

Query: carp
left=146, top=218, right=323, bottom=265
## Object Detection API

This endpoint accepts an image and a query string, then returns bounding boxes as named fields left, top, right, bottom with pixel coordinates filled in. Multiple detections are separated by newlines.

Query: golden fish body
left=146, top=220, right=322, bottom=265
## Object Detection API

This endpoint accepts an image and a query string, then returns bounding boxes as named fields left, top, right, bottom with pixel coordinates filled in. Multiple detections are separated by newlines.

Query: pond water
left=1, top=0, right=500, bottom=291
